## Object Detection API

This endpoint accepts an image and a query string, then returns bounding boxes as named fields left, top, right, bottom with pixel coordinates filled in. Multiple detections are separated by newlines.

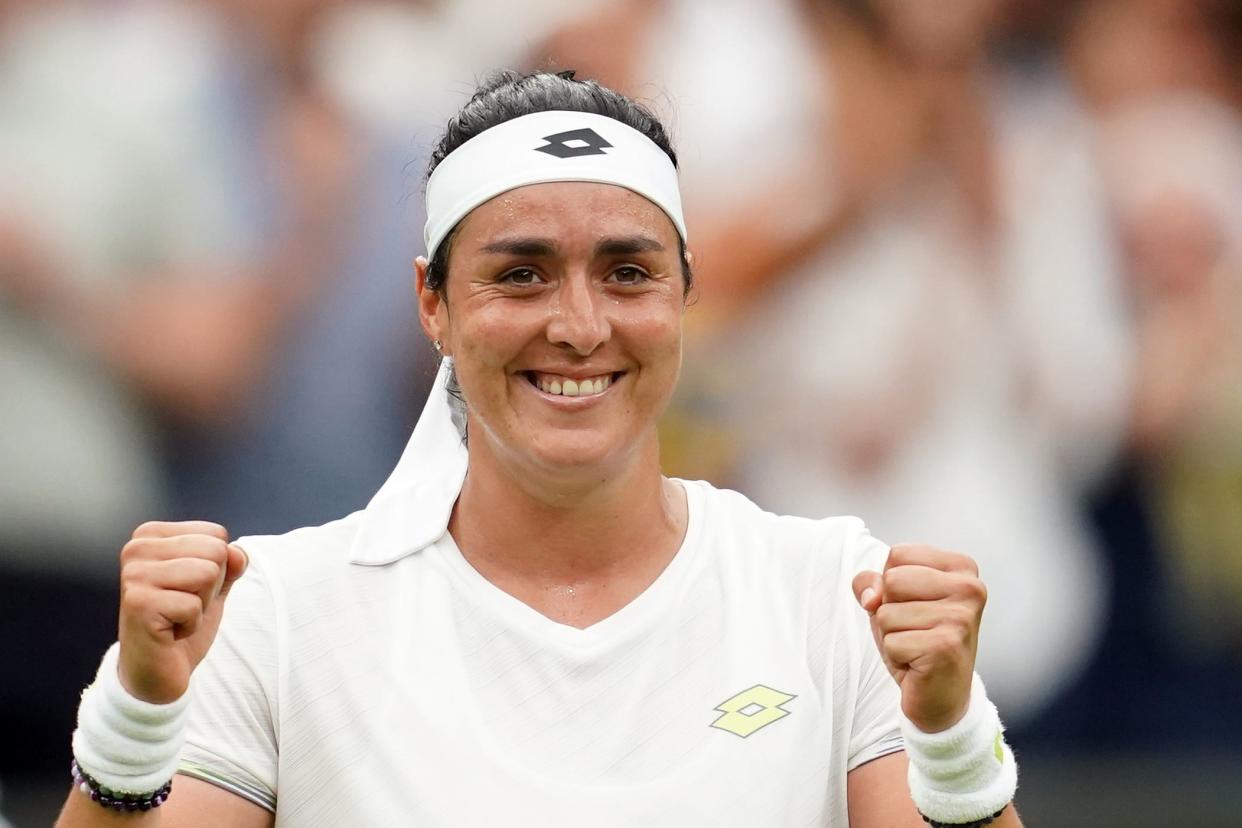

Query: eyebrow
left=594, top=236, right=665, bottom=256
left=477, top=235, right=666, bottom=257
left=479, top=238, right=557, bottom=256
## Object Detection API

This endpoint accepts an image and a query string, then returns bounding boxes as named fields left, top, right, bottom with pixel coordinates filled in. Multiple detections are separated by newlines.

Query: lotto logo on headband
left=534, top=127, right=613, bottom=159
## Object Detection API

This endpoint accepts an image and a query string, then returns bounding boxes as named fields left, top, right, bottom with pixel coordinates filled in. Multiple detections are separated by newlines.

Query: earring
left=433, top=339, right=443, bottom=354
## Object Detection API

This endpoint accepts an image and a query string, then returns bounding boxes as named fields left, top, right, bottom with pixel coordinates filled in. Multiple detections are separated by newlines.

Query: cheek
left=447, top=306, right=531, bottom=412
left=620, top=301, right=684, bottom=378
left=453, top=305, right=529, bottom=366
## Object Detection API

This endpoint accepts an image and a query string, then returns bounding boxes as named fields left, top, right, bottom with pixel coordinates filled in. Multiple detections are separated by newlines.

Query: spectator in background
left=313, top=0, right=611, bottom=140
left=734, top=0, right=1133, bottom=727
left=1103, top=96, right=1242, bottom=657
left=0, top=0, right=237, bottom=774
left=536, top=0, right=1131, bottom=726
left=1048, top=0, right=1242, bottom=748
left=155, top=0, right=429, bottom=538
left=0, top=0, right=428, bottom=778
left=1, top=0, right=206, bottom=580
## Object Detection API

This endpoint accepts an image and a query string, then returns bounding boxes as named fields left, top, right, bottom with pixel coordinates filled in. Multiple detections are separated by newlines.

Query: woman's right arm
left=54, top=521, right=273, bottom=828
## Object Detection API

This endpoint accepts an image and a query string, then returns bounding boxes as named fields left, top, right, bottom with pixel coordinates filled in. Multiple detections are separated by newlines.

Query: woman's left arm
left=847, top=752, right=1023, bottom=828
left=848, top=544, right=1022, bottom=828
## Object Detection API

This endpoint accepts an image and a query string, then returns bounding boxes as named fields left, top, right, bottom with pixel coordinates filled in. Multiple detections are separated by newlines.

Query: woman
left=57, top=71, right=1021, bottom=827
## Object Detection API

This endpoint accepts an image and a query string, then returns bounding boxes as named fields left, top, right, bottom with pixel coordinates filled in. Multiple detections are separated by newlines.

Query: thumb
left=219, top=543, right=249, bottom=598
left=851, top=570, right=883, bottom=615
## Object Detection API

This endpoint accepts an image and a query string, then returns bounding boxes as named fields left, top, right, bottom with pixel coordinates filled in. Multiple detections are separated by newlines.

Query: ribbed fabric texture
left=901, top=674, right=1018, bottom=823
left=72, top=642, right=190, bottom=794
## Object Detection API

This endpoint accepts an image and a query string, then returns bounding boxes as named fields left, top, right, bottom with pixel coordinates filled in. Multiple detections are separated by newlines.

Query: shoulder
left=231, top=510, right=367, bottom=587
left=686, top=479, right=888, bottom=574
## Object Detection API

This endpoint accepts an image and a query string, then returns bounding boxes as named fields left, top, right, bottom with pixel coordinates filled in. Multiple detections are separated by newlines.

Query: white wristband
left=900, top=674, right=1018, bottom=824
left=71, top=643, right=190, bottom=795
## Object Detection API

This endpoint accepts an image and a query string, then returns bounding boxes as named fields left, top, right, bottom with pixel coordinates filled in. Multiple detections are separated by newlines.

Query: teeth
left=534, top=373, right=613, bottom=398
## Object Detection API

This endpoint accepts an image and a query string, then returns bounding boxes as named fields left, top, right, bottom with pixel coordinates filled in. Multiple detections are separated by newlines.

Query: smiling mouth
left=523, top=371, right=622, bottom=398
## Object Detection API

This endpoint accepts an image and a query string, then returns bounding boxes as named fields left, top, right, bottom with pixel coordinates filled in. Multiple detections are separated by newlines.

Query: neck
left=450, top=431, right=683, bottom=582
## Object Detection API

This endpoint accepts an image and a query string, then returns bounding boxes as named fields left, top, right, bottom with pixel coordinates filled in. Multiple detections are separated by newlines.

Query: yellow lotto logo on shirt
left=709, top=685, right=797, bottom=738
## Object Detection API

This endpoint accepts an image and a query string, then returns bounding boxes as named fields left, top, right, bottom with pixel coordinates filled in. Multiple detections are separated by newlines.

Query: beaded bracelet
left=921, top=805, right=1007, bottom=828
left=72, top=759, right=172, bottom=812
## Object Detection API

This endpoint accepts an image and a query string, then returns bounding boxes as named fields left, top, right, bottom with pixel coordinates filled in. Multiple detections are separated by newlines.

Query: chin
left=531, top=439, right=619, bottom=474
left=524, top=428, right=638, bottom=477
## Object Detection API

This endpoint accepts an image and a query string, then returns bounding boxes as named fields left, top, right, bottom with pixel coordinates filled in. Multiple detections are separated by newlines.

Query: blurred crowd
left=3, top=0, right=1242, bottom=811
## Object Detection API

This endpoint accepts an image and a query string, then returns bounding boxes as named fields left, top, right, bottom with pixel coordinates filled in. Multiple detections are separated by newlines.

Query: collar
left=348, top=359, right=468, bottom=566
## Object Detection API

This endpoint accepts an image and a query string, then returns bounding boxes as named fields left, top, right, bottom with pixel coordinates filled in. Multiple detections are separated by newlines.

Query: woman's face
left=418, top=181, right=686, bottom=480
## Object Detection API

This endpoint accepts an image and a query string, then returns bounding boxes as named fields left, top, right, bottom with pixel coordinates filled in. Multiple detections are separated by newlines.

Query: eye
left=499, top=267, right=544, bottom=286
left=609, top=265, right=650, bottom=285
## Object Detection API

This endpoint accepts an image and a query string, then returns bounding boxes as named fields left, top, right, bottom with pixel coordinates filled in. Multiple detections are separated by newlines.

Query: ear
left=415, top=256, right=450, bottom=353
left=681, top=246, right=696, bottom=314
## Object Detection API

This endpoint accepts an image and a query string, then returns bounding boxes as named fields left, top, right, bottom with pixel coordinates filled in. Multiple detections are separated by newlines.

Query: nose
left=546, top=274, right=611, bottom=355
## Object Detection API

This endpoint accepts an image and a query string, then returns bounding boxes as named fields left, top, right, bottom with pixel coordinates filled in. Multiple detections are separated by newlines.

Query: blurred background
left=2, top=0, right=1241, bottom=824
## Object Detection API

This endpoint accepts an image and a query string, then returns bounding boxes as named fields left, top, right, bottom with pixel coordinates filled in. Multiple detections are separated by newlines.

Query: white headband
left=424, top=110, right=687, bottom=258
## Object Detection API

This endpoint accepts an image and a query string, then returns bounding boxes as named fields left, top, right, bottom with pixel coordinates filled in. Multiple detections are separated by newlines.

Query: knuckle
left=182, top=591, right=207, bottom=618
left=929, top=630, right=953, bottom=655
left=119, top=538, right=155, bottom=566
left=961, top=576, right=987, bottom=604
left=945, top=602, right=972, bottom=627
left=196, top=555, right=223, bottom=576
left=120, top=582, right=154, bottom=614
left=132, top=521, right=167, bottom=539
left=200, top=522, right=230, bottom=542
left=160, top=592, right=201, bottom=624
left=886, top=544, right=911, bottom=566
left=201, top=537, right=229, bottom=565
left=120, top=558, right=152, bottom=586
left=892, top=544, right=931, bottom=565
left=931, top=630, right=958, bottom=657
left=193, top=557, right=225, bottom=587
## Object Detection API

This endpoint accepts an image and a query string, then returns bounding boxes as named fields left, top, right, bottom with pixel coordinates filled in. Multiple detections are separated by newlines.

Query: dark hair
left=424, top=69, right=693, bottom=295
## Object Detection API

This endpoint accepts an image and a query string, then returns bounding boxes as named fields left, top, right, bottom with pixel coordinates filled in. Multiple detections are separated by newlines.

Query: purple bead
left=89, top=790, right=100, bottom=803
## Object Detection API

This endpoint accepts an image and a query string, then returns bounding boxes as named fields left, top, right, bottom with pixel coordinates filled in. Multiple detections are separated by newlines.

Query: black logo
left=534, top=128, right=613, bottom=159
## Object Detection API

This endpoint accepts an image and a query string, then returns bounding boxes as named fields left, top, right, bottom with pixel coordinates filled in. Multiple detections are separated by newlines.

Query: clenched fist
left=117, top=521, right=248, bottom=705
left=852, top=544, right=987, bottom=733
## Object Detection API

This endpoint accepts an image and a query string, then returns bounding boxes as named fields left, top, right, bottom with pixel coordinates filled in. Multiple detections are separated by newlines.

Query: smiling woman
left=56, top=71, right=1022, bottom=828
